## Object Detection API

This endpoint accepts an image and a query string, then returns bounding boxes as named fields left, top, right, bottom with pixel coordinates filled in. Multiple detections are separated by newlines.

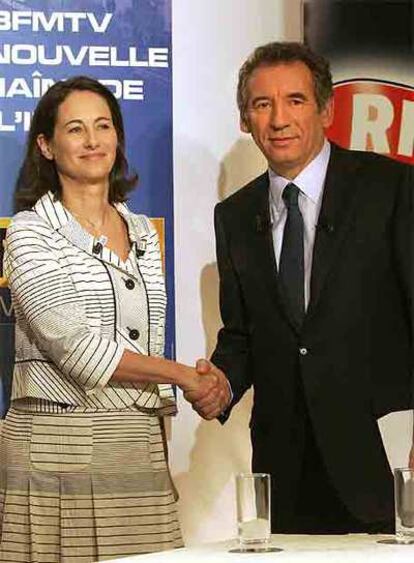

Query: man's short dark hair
left=237, top=42, right=333, bottom=121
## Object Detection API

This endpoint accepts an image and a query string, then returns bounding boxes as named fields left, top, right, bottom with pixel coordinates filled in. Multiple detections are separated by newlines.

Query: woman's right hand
left=178, top=365, right=219, bottom=398
left=181, top=359, right=231, bottom=419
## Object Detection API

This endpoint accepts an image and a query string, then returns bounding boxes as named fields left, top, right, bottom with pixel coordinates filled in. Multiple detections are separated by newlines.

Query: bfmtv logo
left=328, top=79, right=414, bottom=165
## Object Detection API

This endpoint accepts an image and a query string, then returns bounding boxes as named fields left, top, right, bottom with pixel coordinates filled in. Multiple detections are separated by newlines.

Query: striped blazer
left=3, top=192, right=176, bottom=414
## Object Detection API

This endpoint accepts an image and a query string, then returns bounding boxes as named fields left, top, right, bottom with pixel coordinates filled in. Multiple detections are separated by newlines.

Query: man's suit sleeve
left=211, top=202, right=252, bottom=421
left=393, top=164, right=414, bottom=375
left=391, top=162, right=414, bottom=410
left=393, top=163, right=413, bottom=291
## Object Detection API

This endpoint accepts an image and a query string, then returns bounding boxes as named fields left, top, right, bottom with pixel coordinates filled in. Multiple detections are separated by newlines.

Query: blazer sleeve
left=211, top=202, right=252, bottom=420
left=4, top=220, right=125, bottom=395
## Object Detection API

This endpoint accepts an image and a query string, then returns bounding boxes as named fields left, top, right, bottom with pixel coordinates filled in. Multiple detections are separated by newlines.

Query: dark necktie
left=279, top=183, right=305, bottom=327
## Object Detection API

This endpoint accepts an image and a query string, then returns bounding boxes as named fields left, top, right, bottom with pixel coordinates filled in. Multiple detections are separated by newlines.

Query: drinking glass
left=394, top=467, right=414, bottom=544
left=231, top=473, right=281, bottom=553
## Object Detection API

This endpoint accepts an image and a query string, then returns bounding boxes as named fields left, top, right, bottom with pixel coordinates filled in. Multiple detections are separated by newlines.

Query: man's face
left=241, top=61, right=333, bottom=179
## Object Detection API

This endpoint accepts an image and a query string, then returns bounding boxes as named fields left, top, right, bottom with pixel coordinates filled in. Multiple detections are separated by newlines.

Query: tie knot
left=282, top=183, right=300, bottom=207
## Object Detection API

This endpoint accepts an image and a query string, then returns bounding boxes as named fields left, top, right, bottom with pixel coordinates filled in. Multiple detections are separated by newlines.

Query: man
left=189, top=42, right=414, bottom=533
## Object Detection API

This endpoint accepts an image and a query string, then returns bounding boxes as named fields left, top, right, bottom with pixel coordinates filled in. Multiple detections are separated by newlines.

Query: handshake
left=180, top=359, right=232, bottom=420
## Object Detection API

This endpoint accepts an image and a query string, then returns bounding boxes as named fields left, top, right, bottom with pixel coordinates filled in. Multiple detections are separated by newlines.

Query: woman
left=0, top=76, right=217, bottom=562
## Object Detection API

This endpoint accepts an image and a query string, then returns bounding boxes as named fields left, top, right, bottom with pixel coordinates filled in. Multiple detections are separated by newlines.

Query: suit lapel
left=307, top=145, right=362, bottom=318
left=247, top=173, right=300, bottom=333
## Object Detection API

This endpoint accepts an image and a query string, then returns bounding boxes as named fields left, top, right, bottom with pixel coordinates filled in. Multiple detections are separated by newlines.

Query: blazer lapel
left=307, top=145, right=362, bottom=318
left=34, top=192, right=144, bottom=280
left=247, top=173, right=300, bottom=333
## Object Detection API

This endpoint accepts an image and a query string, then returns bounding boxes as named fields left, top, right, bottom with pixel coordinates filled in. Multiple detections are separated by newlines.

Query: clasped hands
left=181, top=359, right=231, bottom=420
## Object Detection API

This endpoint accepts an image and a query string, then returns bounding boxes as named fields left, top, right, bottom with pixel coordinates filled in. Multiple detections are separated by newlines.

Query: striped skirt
left=0, top=404, right=183, bottom=562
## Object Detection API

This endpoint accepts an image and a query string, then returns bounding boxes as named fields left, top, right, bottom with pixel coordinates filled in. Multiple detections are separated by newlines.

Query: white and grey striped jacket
left=3, top=192, right=176, bottom=415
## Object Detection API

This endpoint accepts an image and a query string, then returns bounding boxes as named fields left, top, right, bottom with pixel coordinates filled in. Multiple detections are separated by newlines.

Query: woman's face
left=37, top=89, right=118, bottom=188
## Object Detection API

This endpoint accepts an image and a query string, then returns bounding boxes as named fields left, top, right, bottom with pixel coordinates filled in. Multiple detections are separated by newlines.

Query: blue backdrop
left=0, top=0, right=174, bottom=417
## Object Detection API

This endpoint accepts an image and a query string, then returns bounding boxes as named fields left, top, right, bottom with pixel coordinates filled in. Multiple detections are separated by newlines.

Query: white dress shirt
left=268, top=139, right=331, bottom=308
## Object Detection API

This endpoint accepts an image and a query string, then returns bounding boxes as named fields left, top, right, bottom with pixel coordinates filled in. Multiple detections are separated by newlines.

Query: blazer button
left=92, top=242, right=103, bottom=254
left=299, top=347, right=308, bottom=356
left=125, top=279, right=135, bottom=290
left=129, top=328, right=140, bottom=340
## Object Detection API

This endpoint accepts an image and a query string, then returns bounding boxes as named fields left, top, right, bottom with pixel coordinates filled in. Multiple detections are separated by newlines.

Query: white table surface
left=109, top=534, right=414, bottom=562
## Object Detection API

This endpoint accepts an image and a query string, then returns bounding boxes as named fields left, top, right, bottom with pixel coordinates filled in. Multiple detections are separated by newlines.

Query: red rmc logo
left=327, top=80, right=414, bottom=165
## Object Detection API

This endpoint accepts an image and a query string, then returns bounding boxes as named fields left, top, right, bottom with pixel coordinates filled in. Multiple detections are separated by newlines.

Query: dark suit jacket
left=211, top=144, right=414, bottom=524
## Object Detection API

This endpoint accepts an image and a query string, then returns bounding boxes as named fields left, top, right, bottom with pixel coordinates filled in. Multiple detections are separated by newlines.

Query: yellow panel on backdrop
left=150, top=217, right=165, bottom=272
left=0, top=218, right=11, bottom=287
